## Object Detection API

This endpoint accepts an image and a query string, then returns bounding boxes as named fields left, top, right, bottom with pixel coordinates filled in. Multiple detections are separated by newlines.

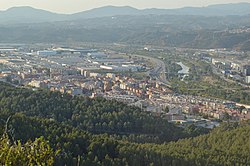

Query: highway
left=130, top=54, right=171, bottom=86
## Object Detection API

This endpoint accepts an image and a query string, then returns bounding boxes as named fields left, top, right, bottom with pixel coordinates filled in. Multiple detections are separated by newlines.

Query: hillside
left=0, top=6, right=66, bottom=24
left=0, top=82, right=203, bottom=142
left=1, top=3, right=250, bottom=51
left=0, top=14, right=250, bottom=50
left=0, top=82, right=207, bottom=164
left=117, top=123, right=250, bottom=165
left=0, top=82, right=250, bottom=165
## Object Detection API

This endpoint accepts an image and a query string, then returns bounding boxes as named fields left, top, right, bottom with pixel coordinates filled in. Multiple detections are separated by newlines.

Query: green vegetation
left=0, top=82, right=199, bottom=143
left=171, top=61, right=250, bottom=104
left=119, top=48, right=250, bottom=104
left=0, top=134, right=57, bottom=166
left=153, top=123, right=250, bottom=165
left=1, top=14, right=250, bottom=50
left=0, top=82, right=250, bottom=165
left=0, top=82, right=209, bottom=165
left=133, top=49, right=250, bottom=104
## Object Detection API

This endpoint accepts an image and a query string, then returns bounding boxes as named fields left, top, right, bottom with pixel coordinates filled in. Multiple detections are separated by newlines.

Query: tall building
left=246, top=76, right=250, bottom=84
left=242, top=65, right=250, bottom=76
left=83, top=71, right=90, bottom=77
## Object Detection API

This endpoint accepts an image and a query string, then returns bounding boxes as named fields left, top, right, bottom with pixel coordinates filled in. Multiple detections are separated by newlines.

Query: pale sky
left=0, top=0, right=250, bottom=14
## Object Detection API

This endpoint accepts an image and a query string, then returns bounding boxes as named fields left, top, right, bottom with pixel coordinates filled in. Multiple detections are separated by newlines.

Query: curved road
left=130, top=54, right=171, bottom=86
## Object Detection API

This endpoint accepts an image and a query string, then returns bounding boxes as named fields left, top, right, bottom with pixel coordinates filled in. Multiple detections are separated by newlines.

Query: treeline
left=154, top=122, right=250, bottom=165
left=0, top=82, right=249, bottom=165
left=0, top=82, right=206, bottom=143
left=4, top=113, right=250, bottom=165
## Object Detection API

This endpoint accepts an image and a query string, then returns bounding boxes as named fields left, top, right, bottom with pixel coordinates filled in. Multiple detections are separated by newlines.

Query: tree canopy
left=0, top=82, right=249, bottom=165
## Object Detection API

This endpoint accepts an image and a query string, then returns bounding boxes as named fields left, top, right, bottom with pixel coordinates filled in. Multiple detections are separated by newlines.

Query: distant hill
left=70, top=6, right=140, bottom=19
left=1, top=4, right=250, bottom=50
left=1, top=3, right=250, bottom=24
left=0, top=6, right=66, bottom=24
left=0, top=14, right=250, bottom=50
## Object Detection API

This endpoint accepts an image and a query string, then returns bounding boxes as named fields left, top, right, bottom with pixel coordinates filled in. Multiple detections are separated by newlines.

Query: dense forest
left=0, top=82, right=249, bottom=165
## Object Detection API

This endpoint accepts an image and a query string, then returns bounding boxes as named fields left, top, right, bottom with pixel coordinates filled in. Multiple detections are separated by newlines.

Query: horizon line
left=0, top=2, right=249, bottom=15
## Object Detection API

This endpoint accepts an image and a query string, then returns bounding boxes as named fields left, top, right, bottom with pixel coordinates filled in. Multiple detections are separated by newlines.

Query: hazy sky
left=1, top=0, right=250, bottom=14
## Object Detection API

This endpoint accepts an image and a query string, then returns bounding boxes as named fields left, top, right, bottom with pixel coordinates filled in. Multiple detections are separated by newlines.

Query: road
left=130, top=54, right=171, bottom=86
left=210, top=64, right=249, bottom=88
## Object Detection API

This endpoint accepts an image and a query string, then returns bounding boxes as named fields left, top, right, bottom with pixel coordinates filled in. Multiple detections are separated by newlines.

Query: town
left=1, top=44, right=250, bottom=129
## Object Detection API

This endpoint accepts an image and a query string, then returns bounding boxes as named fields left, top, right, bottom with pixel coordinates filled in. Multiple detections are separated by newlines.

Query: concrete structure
left=89, top=73, right=101, bottom=78
left=28, top=80, right=47, bottom=88
left=100, top=65, right=128, bottom=71
left=106, top=73, right=116, bottom=79
left=242, top=65, right=250, bottom=76
left=100, top=65, right=142, bottom=72
left=121, top=64, right=143, bottom=72
left=0, top=48, right=16, bottom=53
left=83, top=71, right=90, bottom=77
left=88, top=52, right=107, bottom=58
left=245, top=76, right=250, bottom=84
left=120, top=83, right=127, bottom=90
left=37, top=50, right=57, bottom=56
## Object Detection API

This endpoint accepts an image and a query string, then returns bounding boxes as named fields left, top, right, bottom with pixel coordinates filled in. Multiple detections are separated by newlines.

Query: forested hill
left=0, top=82, right=206, bottom=143
left=0, top=81, right=249, bottom=165
left=117, top=122, right=250, bottom=165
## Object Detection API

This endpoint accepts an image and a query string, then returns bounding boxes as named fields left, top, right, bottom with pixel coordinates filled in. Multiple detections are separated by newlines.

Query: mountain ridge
left=1, top=3, right=250, bottom=24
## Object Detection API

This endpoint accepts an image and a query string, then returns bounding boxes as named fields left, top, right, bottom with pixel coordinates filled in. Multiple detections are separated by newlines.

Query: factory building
left=37, top=50, right=57, bottom=56
left=88, top=52, right=108, bottom=59
left=100, top=65, right=143, bottom=72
